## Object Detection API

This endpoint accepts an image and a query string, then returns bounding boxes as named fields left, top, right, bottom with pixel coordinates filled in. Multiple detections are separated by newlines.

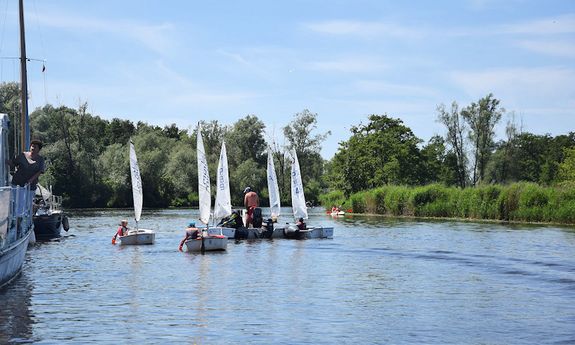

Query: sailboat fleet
left=111, top=126, right=333, bottom=252
left=0, top=1, right=332, bottom=291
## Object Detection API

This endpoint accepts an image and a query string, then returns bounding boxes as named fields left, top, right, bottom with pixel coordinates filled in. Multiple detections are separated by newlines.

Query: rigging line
left=31, top=0, right=48, bottom=105
left=31, top=0, right=46, bottom=64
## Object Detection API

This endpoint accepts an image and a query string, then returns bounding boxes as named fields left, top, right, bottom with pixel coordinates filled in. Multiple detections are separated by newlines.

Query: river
left=1, top=207, right=574, bottom=344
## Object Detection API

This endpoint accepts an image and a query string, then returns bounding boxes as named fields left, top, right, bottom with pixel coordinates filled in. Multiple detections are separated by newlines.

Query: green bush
left=321, top=181, right=575, bottom=224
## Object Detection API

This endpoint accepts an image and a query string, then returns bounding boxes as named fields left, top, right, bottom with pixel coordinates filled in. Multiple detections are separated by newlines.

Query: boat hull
left=208, top=226, right=236, bottom=239
left=0, top=228, right=31, bottom=288
left=119, top=229, right=155, bottom=245
left=33, top=212, right=63, bottom=240
left=184, top=235, right=227, bottom=252
left=274, top=225, right=334, bottom=239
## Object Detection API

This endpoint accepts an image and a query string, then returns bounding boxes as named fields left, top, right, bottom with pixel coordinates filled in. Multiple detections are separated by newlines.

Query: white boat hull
left=331, top=211, right=345, bottom=217
left=208, top=226, right=235, bottom=239
left=0, top=228, right=31, bottom=288
left=119, top=229, right=155, bottom=245
left=184, top=235, right=227, bottom=252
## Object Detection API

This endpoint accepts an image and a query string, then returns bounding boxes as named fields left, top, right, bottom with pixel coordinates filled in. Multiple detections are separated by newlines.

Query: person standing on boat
left=111, top=220, right=129, bottom=245
left=5, top=139, right=45, bottom=191
left=178, top=221, right=200, bottom=251
left=243, top=187, right=259, bottom=228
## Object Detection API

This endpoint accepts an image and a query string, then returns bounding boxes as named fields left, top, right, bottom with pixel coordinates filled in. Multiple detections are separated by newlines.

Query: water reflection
left=0, top=271, right=34, bottom=343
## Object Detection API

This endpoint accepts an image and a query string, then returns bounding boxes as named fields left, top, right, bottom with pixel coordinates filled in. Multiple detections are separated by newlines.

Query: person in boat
left=218, top=210, right=243, bottom=228
left=5, top=139, right=45, bottom=191
left=111, top=219, right=129, bottom=244
left=243, top=186, right=259, bottom=228
left=296, top=217, right=306, bottom=230
left=178, top=221, right=201, bottom=251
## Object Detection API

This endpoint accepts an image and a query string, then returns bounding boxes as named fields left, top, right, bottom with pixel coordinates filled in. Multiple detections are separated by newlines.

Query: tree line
left=1, top=82, right=330, bottom=208
left=2, top=82, right=574, bottom=213
left=325, top=93, right=575, bottom=198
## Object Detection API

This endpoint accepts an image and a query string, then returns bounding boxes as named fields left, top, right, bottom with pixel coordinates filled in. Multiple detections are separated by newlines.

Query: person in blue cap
left=178, top=221, right=200, bottom=251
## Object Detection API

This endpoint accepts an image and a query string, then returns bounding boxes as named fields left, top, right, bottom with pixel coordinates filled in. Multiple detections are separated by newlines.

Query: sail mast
left=18, top=0, right=29, bottom=151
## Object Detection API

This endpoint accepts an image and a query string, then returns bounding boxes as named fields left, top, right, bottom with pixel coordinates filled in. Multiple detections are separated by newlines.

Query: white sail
left=213, top=142, right=231, bottom=223
left=290, top=149, right=307, bottom=220
left=267, top=148, right=281, bottom=219
left=129, top=140, right=143, bottom=223
left=197, top=124, right=211, bottom=225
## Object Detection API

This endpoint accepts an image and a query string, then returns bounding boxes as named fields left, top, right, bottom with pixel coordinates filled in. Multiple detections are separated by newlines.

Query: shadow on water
left=0, top=271, right=35, bottom=344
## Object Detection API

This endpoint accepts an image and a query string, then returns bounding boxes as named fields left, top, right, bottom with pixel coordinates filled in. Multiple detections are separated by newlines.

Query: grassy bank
left=319, top=182, right=575, bottom=225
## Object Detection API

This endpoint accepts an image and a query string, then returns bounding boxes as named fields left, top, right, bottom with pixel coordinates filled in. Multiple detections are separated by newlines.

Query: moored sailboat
left=116, top=140, right=155, bottom=245
left=33, top=184, right=70, bottom=240
left=0, top=0, right=35, bottom=288
left=184, top=124, right=226, bottom=252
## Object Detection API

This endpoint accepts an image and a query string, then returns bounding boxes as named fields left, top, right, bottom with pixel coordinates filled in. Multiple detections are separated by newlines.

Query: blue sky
left=0, top=0, right=574, bottom=158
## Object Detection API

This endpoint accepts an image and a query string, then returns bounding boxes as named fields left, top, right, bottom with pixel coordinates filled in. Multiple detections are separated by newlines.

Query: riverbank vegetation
left=319, top=182, right=575, bottom=224
left=2, top=82, right=574, bottom=224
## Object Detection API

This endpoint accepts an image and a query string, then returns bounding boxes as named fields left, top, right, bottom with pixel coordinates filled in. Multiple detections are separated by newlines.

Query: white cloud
left=515, top=39, right=575, bottom=58
left=306, top=57, right=387, bottom=73
left=303, top=20, right=425, bottom=39
left=450, top=67, right=575, bottom=113
left=353, top=80, right=438, bottom=97
left=34, top=11, right=177, bottom=54
left=501, top=13, right=575, bottom=35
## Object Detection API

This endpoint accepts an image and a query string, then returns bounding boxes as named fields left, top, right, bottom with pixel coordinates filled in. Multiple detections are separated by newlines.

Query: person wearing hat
left=6, top=139, right=45, bottom=191
left=243, top=186, right=259, bottom=228
left=178, top=221, right=201, bottom=251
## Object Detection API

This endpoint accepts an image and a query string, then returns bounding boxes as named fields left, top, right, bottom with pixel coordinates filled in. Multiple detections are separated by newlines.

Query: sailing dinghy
left=184, top=125, right=227, bottom=252
left=208, top=142, right=236, bottom=239
left=279, top=149, right=333, bottom=239
left=117, top=140, right=155, bottom=245
left=267, top=148, right=281, bottom=222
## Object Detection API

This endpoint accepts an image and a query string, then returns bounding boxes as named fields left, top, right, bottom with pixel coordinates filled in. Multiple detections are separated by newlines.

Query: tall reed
left=321, top=182, right=575, bottom=225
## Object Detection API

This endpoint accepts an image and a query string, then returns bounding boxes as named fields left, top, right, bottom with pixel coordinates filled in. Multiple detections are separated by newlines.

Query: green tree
left=437, top=101, right=467, bottom=188
left=328, top=114, right=424, bottom=196
left=225, top=115, right=267, bottom=203
left=283, top=109, right=330, bottom=204
left=0, top=82, right=21, bottom=155
left=98, top=143, right=130, bottom=207
left=420, top=135, right=458, bottom=185
left=558, top=147, right=575, bottom=182
left=461, top=94, right=504, bottom=186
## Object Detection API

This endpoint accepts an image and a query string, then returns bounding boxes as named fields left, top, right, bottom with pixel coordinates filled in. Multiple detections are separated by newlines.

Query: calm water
left=1, top=207, right=575, bottom=344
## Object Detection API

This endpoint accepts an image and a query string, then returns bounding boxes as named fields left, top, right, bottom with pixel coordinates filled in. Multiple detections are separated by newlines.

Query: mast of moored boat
left=18, top=0, right=29, bottom=152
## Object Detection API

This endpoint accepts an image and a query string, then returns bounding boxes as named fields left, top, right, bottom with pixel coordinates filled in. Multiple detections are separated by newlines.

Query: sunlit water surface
left=1, top=208, right=575, bottom=344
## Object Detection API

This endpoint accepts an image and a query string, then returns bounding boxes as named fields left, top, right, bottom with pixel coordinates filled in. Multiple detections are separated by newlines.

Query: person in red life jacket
left=111, top=219, right=129, bottom=244
left=296, top=217, right=306, bottom=230
left=243, top=187, right=259, bottom=228
left=178, top=221, right=201, bottom=251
